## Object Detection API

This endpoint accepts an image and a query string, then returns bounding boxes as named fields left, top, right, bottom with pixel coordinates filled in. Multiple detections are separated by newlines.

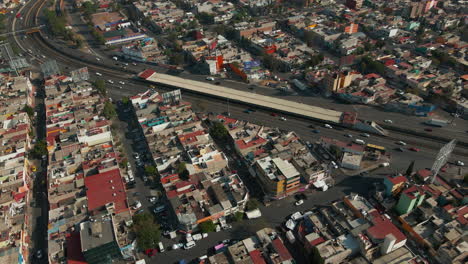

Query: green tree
left=145, top=165, right=158, bottom=176
left=82, top=1, right=98, bottom=17
left=209, top=121, right=229, bottom=141
left=22, top=105, right=34, bottom=119
left=195, top=12, right=214, bottom=25
left=169, top=53, right=184, bottom=65
left=121, top=96, right=130, bottom=105
left=310, top=246, right=324, bottom=264
left=177, top=162, right=189, bottom=180
left=102, top=101, right=117, bottom=119
left=329, top=145, right=342, bottom=159
left=246, top=198, right=260, bottom=211
left=93, top=79, right=106, bottom=95
left=133, top=213, right=161, bottom=250
left=233, top=211, right=244, bottom=222
left=359, top=56, right=385, bottom=75
left=30, top=140, right=48, bottom=159
left=198, top=220, right=216, bottom=233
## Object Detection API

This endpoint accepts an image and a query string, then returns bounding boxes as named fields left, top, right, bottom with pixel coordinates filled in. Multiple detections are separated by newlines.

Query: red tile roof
left=178, top=130, right=206, bottom=145
left=402, top=186, right=424, bottom=200
left=249, top=249, right=266, bottom=264
left=367, top=210, right=406, bottom=243
left=235, top=137, right=267, bottom=150
left=138, top=69, right=156, bottom=79
left=271, top=238, right=293, bottom=261
left=386, top=175, right=407, bottom=185
left=417, top=169, right=431, bottom=180
left=66, top=232, right=87, bottom=264
left=84, top=168, right=128, bottom=214
left=216, top=115, right=238, bottom=125
left=310, top=237, right=325, bottom=246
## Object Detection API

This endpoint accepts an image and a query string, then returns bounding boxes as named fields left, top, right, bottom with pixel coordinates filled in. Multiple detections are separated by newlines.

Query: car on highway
left=361, top=133, right=370, bottom=138
left=107, top=80, right=114, bottom=84
left=132, top=62, right=137, bottom=66
left=345, top=134, right=353, bottom=138
left=409, top=147, right=420, bottom=152
left=119, top=81, right=125, bottom=85
left=424, top=128, right=433, bottom=132
left=295, top=199, right=304, bottom=206
left=96, top=57, right=101, bottom=61
left=324, top=124, right=333, bottom=129
left=396, top=147, right=405, bottom=152
left=384, top=119, right=393, bottom=124
left=244, top=109, right=252, bottom=114
left=206, top=76, right=215, bottom=81
left=271, top=113, right=278, bottom=117
left=456, top=160, right=465, bottom=166
left=215, top=81, right=221, bottom=85
left=313, top=129, right=320, bottom=133
left=397, top=141, right=407, bottom=146
left=280, top=117, right=287, bottom=121
left=96, top=72, right=102, bottom=76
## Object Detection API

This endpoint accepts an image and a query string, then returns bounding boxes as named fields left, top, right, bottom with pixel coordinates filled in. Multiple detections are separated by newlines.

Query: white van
left=354, top=139, right=365, bottom=145
left=158, top=242, right=165, bottom=252
left=184, top=241, right=196, bottom=250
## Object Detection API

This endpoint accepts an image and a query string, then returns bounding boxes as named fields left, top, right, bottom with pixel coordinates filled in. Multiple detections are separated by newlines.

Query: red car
left=145, top=249, right=157, bottom=257
left=271, top=113, right=278, bottom=117
left=424, top=128, right=433, bottom=132
left=409, top=147, right=420, bottom=152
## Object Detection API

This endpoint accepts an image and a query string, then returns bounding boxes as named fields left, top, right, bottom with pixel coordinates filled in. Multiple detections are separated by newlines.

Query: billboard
left=162, top=89, right=182, bottom=105
left=71, top=67, right=90, bottom=82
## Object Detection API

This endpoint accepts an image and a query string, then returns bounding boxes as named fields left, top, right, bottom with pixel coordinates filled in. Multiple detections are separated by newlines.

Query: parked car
left=172, top=243, right=184, bottom=250
left=184, top=241, right=196, bottom=250
left=295, top=199, right=304, bottom=206
left=456, top=160, right=465, bottom=166
left=205, top=76, right=215, bottom=81
left=330, top=161, right=338, bottom=169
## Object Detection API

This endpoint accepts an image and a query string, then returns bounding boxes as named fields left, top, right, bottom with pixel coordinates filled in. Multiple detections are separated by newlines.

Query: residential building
left=383, top=174, right=407, bottom=197
left=395, top=186, right=426, bottom=215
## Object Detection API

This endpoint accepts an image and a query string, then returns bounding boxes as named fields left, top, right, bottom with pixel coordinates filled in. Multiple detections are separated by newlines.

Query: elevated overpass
left=138, top=69, right=343, bottom=124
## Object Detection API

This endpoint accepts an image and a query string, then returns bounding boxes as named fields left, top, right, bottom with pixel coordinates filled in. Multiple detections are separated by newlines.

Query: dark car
left=424, top=128, right=433, bottom=132
left=313, top=129, right=320, bottom=133
left=215, top=81, right=221, bottom=85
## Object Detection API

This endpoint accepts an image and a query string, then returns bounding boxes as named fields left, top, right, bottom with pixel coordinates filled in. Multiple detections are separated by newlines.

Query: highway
left=8, top=1, right=468, bottom=263
left=11, top=0, right=468, bottom=146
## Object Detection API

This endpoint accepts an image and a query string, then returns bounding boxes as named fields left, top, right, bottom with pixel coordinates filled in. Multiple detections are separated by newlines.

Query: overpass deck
left=138, top=69, right=343, bottom=124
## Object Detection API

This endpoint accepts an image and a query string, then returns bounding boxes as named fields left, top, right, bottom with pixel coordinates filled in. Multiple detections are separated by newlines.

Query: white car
left=384, top=119, right=393, bottom=124
left=456, top=160, right=465, bottom=166
left=295, top=199, right=304, bottom=206
left=96, top=72, right=102, bottom=76
left=132, top=201, right=141, bottom=210
left=184, top=241, right=196, bottom=250
left=345, top=134, right=353, bottom=138
left=280, top=117, right=287, bottom=121
left=330, top=161, right=338, bottom=169
left=149, top=197, right=157, bottom=203
left=397, top=141, right=407, bottom=146
left=205, top=76, right=215, bottom=81
left=96, top=57, right=101, bottom=61
left=108, top=80, right=114, bottom=84
left=361, top=133, right=370, bottom=138
left=132, top=62, right=137, bottom=66
left=119, top=81, right=125, bottom=85
left=324, top=124, right=333, bottom=129
left=172, top=243, right=183, bottom=250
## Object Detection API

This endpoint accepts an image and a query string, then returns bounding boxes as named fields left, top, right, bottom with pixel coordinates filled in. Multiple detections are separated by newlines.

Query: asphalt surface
left=8, top=1, right=468, bottom=263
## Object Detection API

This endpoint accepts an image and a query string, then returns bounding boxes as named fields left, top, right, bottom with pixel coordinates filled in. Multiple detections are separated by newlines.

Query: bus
left=365, top=144, right=386, bottom=154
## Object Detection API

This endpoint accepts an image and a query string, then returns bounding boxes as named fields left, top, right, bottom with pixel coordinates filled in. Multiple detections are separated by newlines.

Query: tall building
left=344, top=23, right=359, bottom=34
left=408, top=0, right=438, bottom=19
left=255, top=157, right=302, bottom=200
left=324, top=71, right=353, bottom=93
left=80, top=220, right=121, bottom=264
left=395, top=186, right=425, bottom=215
